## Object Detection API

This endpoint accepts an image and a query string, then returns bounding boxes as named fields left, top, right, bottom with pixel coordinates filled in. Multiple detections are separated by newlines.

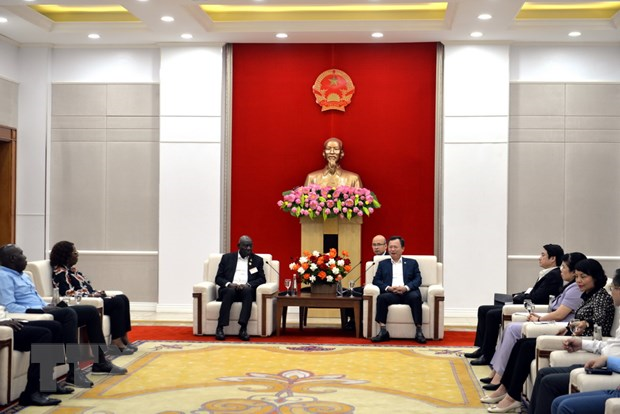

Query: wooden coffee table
left=276, top=292, right=363, bottom=338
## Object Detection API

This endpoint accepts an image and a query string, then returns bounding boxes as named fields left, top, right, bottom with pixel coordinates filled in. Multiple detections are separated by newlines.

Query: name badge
left=249, top=267, right=258, bottom=274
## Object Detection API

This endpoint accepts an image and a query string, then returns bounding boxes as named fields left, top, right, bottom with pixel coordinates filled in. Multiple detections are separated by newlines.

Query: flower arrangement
left=277, top=185, right=381, bottom=220
left=289, top=249, right=352, bottom=285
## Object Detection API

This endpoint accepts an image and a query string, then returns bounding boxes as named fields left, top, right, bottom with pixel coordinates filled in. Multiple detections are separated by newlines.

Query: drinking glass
left=524, top=299, right=533, bottom=314
left=568, top=319, right=581, bottom=336
left=349, top=281, right=355, bottom=297
left=284, top=279, right=292, bottom=295
left=75, top=292, right=82, bottom=304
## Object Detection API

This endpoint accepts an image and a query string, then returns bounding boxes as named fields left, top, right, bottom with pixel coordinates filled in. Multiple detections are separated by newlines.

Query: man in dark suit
left=370, top=235, right=426, bottom=344
left=214, top=235, right=266, bottom=341
left=466, top=243, right=564, bottom=367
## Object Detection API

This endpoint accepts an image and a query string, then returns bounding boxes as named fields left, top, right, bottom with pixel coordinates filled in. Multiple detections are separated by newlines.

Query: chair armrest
left=257, top=282, right=278, bottom=296
left=550, top=350, right=598, bottom=367
left=427, top=284, right=444, bottom=297
left=570, top=367, right=620, bottom=393
left=104, top=290, right=124, bottom=297
left=256, top=282, right=278, bottom=337
left=523, top=322, right=565, bottom=337
left=0, top=326, right=13, bottom=341
left=606, top=398, right=620, bottom=414
left=7, top=313, right=54, bottom=321
left=75, top=297, right=104, bottom=308
left=193, top=281, right=216, bottom=302
left=363, top=284, right=379, bottom=297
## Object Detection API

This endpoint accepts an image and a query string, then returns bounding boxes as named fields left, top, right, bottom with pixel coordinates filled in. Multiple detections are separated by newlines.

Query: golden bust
left=304, top=137, right=363, bottom=188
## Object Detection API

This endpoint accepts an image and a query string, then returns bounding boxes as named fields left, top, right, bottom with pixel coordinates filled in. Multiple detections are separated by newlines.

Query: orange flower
left=329, top=248, right=337, bottom=258
left=344, top=265, right=352, bottom=272
left=303, top=274, right=310, bottom=280
left=318, top=271, right=327, bottom=279
left=292, top=264, right=300, bottom=271
left=341, top=250, right=349, bottom=256
left=317, top=256, right=325, bottom=264
left=301, top=263, right=309, bottom=270
left=303, top=250, right=311, bottom=257
left=336, top=275, right=343, bottom=281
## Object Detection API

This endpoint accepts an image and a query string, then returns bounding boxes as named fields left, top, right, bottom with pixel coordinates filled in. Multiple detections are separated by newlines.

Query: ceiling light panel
left=517, top=2, right=620, bottom=20
left=200, top=3, right=448, bottom=22
left=29, top=5, right=140, bottom=22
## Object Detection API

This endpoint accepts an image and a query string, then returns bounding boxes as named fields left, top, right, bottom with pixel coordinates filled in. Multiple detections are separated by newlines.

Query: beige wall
left=508, top=82, right=620, bottom=293
left=0, top=78, right=18, bottom=128
left=49, top=83, right=159, bottom=302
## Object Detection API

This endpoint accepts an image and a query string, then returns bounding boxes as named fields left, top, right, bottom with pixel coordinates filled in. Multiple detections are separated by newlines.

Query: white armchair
left=193, top=254, right=279, bottom=337
left=25, top=260, right=111, bottom=345
left=362, top=255, right=445, bottom=340
left=0, top=313, right=55, bottom=405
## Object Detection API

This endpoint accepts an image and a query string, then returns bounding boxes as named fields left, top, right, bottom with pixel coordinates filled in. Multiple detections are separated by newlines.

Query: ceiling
left=0, top=0, right=619, bottom=47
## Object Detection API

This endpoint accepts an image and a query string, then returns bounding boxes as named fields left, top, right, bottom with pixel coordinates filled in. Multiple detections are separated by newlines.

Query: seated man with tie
left=214, top=235, right=266, bottom=342
left=371, top=236, right=426, bottom=344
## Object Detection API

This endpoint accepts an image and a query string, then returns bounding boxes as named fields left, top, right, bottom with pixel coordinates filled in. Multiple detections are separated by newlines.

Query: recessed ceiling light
left=181, top=33, right=193, bottom=40
left=569, top=31, right=582, bottom=37
left=275, top=33, right=288, bottom=39
left=137, top=0, right=149, bottom=2
left=161, top=16, right=174, bottom=22
left=371, top=32, right=384, bottom=38
left=470, top=31, right=483, bottom=38
left=88, top=33, right=100, bottom=39
left=478, top=13, right=492, bottom=20
left=0, top=17, right=7, bottom=24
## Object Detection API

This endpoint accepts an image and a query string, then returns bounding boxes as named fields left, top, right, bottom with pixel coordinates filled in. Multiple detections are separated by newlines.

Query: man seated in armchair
left=214, top=235, right=266, bottom=342
left=370, top=235, right=426, bottom=344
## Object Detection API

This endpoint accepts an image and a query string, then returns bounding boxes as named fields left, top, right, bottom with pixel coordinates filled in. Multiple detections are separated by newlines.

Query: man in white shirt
left=214, top=235, right=266, bottom=341
left=371, top=236, right=426, bottom=343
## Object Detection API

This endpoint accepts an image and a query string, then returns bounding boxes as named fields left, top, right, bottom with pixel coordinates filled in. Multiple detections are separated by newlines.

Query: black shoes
left=482, top=383, right=501, bottom=391
left=52, top=383, right=74, bottom=395
left=19, top=391, right=61, bottom=406
left=414, top=328, right=427, bottom=344
left=371, top=327, right=390, bottom=343
left=107, top=345, right=135, bottom=356
left=66, top=368, right=93, bottom=388
left=464, top=348, right=483, bottom=359
left=215, top=326, right=225, bottom=341
left=480, top=376, right=493, bottom=384
left=470, top=355, right=491, bottom=366
left=239, top=326, right=250, bottom=341
left=91, top=360, right=127, bottom=375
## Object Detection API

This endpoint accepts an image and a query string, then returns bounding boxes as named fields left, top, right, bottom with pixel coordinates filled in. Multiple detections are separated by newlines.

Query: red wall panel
left=231, top=43, right=437, bottom=278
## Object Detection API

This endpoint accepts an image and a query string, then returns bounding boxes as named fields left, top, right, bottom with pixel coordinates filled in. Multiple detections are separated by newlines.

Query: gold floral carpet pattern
left=29, top=341, right=487, bottom=414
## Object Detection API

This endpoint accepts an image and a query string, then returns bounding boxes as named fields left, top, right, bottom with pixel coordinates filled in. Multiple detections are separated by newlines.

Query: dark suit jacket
left=214, top=252, right=266, bottom=289
left=372, top=257, right=422, bottom=294
left=512, top=267, right=562, bottom=304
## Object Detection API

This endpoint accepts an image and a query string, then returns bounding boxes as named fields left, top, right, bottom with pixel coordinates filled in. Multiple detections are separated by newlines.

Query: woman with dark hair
left=482, top=258, right=615, bottom=413
left=50, top=241, right=135, bottom=355
left=480, top=252, right=586, bottom=389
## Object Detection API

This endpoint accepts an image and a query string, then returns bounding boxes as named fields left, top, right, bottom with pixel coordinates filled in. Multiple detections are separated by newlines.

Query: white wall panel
left=511, top=45, right=620, bottom=82
left=444, top=116, right=508, bottom=144
left=160, top=48, right=223, bottom=117
left=16, top=48, right=51, bottom=259
left=159, top=143, right=221, bottom=306
left=0, top=41, right=19, bottom=81
left=51, top=49, right=159, bottom=83
left=443, top=143, right=508, bottom=308
left=443, top=45, right=510, bottom=314
left=444, top=45, right=510, bottom=117
left=160, top=116, right=221, bottom=143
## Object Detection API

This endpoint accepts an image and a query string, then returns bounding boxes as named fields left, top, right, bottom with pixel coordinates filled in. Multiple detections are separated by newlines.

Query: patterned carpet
left=14, top=341, right=487, bottom=413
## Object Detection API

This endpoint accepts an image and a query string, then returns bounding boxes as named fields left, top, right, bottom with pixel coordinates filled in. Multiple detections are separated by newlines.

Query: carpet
left=129, top=326, right=476, bottom=347
left=14, top=340, right=487, bottom=414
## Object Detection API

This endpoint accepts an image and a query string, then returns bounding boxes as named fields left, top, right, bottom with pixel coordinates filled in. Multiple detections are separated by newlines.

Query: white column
left=158, top=46, right=224, bottom=311
left=16, top=47, right=52, bottom=259
left=442, top=45, right=510, bottom=318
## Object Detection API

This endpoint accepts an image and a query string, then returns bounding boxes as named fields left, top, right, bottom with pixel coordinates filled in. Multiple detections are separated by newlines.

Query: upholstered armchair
left=0, top=312, right=55, bottom=405
left=362, top=255, right=445, bottom=340
left=25, top=260, right=111, bottom=345
left=192, top=253, right=279, bottom=337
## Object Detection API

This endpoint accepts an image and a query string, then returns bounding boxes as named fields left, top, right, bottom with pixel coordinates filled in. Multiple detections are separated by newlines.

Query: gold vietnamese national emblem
left=312, top=69, right=355, bottom=112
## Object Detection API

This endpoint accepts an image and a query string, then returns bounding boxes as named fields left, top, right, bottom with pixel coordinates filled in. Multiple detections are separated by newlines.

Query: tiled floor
left=131, top=310, right=477, bottom=331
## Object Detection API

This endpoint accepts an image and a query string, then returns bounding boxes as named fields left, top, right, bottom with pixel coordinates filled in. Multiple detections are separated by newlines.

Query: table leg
left=276, top=304, right=283, bottom=336
left=353, top=301, right=360, bottom=338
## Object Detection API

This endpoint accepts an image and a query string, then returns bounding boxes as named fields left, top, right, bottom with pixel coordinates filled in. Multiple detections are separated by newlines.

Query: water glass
left=284, top=279, right=292, bottom=295
left=75, top=292, right=82, bottom=304
left=349, top=281, right=355, bottom=297
left=524, top=299, right=533, bottom=314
